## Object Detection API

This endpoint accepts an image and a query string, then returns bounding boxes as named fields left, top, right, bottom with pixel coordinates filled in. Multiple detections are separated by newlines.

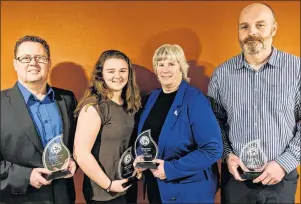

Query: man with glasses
left=1, top=35, right=77, bottom=203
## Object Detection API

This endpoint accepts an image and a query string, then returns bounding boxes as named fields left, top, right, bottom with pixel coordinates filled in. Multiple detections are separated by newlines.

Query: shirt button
left=254, top=88, right=258, bottom=91
left=171, top=197, right=176, bottom=200
left=44, top=120, right=48, bottom=123
left=255, top=123, right=257, bottom=126
left=254, top=105, right=257, bottom=108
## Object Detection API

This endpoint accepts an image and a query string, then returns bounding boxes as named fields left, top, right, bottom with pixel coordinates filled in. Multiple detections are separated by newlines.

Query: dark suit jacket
left=0, top=83, right=77, bottom=204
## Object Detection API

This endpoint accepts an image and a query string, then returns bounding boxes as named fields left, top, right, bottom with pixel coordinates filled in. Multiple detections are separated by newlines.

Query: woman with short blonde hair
left=135, top=44, right=222, bottom=203
left=152, top=44, right=190, bottom=83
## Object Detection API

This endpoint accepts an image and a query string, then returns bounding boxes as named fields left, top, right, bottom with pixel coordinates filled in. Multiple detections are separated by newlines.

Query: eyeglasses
left=16, top=55, right=49, bottom=64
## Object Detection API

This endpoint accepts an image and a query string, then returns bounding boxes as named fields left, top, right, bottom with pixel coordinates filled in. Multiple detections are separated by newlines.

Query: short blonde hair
left=152, top=44, right=190, bottom=82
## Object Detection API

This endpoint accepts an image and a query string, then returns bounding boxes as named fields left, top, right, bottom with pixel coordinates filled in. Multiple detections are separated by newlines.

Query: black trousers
left=221, top=163, right=299, bottom=204
left=87, top=195, right=127, bottom=204
left=144, top=170, right=162, bottom=204
left=125, top=180, right=138, bottom=204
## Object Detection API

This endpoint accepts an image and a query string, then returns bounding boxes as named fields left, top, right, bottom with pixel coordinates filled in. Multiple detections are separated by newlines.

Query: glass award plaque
left=42, top=134, right=71, bottom=180
left=239, top=139, right=267, bottom=180
left=134, top=129, right=159, bottom=169
left=118, top=147, right=141, bottom=188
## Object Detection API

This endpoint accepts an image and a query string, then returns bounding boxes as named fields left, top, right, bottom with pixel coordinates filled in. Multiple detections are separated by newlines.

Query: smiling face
left=238, top=3, right=277, bottom=55
left=102, top=58, right=129, bottom=93
left=13, top=41, right=51, bottom=85
left=155, top=58, right=182, bottom=92
left=152, top=44, right=189, bottom=93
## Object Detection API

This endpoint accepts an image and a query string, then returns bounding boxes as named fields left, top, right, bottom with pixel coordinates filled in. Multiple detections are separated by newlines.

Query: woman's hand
left=109, top=179, right=131, bottom=193
left=151, top=159, right=166, bottom=180
left=133, top=156, right=147, bottom=172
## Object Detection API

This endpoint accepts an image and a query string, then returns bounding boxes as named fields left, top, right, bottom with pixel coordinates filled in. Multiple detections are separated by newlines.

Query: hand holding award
left=239, top=139, right=267, bottom=180
left=42, top=134, right=72, bottom=180
left=118, top=147, right=142, bottom=188
left=134, top=130, right=159, bottom=169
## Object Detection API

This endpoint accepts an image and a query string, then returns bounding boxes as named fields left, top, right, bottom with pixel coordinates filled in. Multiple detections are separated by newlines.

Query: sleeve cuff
left=164, top=160, right=186, bottom=181
left=275, top=152, right=299, bottom=173
left=221, top=147, right=233, bottom=162
left=20, top=167, right=32, bottom=194
left=164, top=161, right=173, bottom=181
left=10, top=166, right=32, bottom=194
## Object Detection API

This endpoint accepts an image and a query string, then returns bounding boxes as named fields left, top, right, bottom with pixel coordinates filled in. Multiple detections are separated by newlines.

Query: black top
left=141, top=90, right=177, bottom=203
left=141, top=90, right=177, bottom=143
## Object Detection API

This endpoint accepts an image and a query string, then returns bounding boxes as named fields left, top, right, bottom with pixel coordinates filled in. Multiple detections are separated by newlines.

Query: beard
left=240, top=35, right=265, bottom=55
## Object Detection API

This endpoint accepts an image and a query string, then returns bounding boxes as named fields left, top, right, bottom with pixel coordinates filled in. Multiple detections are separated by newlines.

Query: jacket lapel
left=138, top=89, right=161, bottom=134
left=54, top=90, right=70, bottom=146
left=138, top=81, right=188, bottom=159
left=5, top=83, right=44, bottom=154
left=157, top=81, right=187, bottom=158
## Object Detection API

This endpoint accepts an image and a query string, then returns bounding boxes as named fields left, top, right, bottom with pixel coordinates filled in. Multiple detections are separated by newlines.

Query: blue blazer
left=138, top=81, right=223, bottom=203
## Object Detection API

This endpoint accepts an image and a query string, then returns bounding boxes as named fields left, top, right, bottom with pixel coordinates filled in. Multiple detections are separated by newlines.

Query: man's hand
left=253, top=161, right=286, bottom=185
left=64, top=158, right=77, bottom=178
left=29, top=168, right=52, bottom=189
left=151, top=159, right=166, bottom=180
left=226, top=153, right=247, bottom=181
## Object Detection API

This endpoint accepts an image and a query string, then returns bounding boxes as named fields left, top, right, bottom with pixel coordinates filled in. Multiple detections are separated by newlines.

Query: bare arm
left=73, top=105, right=128, bottom=192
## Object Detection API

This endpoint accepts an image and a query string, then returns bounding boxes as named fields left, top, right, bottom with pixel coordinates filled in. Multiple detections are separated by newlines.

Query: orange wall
left=1, top=1, right=300, bottom=203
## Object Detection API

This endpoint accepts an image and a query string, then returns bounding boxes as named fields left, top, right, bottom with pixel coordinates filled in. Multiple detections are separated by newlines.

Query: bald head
left=239, top=3, right=276, bottom=25
left=237, top=3, right=278, bottom=55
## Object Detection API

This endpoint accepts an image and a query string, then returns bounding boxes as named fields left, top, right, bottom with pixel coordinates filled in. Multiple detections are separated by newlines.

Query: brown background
left=1, top=1, right=300, bottom=203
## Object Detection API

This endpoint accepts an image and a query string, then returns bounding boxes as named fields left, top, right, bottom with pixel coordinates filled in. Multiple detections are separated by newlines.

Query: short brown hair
left=14, top=35, right=50, bottom=59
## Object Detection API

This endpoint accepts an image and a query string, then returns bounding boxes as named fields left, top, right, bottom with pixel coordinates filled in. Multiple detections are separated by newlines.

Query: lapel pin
left=174, top=110, right=178, bottom=116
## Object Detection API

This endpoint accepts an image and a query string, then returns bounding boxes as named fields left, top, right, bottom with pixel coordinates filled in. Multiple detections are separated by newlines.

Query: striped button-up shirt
left=208, top=47, right=300, bottom=173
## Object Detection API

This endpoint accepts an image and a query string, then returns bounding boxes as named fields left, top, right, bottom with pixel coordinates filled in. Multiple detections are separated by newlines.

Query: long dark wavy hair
left=74, top=50, right=141, bottom=116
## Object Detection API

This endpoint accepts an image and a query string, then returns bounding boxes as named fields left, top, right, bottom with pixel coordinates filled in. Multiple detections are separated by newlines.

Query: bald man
left=208, top=3, right=300, bottom=203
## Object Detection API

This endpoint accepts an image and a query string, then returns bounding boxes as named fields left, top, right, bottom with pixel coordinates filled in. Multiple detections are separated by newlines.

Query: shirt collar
left=17, top=82, right=55, bottom=103
left=236, top=46, right=280, bottom=69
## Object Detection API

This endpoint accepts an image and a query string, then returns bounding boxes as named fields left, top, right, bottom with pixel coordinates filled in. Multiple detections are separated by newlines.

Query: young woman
left=73, top=50, right=141, bottom=204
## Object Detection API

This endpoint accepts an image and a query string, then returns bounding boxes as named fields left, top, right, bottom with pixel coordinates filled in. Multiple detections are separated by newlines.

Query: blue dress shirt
left=17, top=82, right=63, bottom=147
